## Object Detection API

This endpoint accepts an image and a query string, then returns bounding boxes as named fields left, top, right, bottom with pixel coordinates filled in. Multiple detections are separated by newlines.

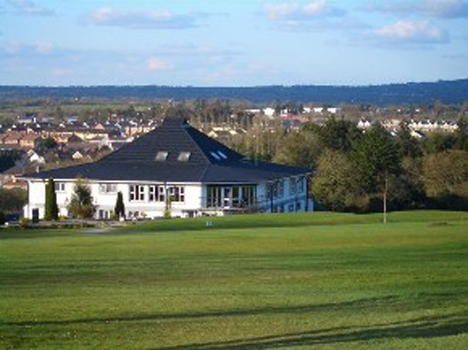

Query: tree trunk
left=383, top=173, right=388, bottom=224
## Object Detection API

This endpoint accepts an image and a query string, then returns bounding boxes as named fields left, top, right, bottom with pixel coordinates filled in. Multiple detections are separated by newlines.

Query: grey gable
left=23, top=118, right=310, bottom=182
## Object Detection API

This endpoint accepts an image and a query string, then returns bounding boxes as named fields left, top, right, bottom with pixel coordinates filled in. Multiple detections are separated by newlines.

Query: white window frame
left=99, top=183, right=117, bottom=194
left=55, top=182, right=66, bottom=192
left=129, top=185, right=145, bottom=202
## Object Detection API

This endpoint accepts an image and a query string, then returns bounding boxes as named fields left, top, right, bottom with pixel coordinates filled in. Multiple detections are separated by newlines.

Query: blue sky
left=0, top=0, right=467, bottom=86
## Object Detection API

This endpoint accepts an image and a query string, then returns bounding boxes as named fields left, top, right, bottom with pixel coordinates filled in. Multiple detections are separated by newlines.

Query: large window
left=129, top=185, right=145, bottom=201
left=207, top=185, right=256, bottom=208
left=147, top=185, right=185, bottom=203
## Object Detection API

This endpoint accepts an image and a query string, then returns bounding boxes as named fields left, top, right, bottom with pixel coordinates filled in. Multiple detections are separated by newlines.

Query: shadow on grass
left=152, top=312, right=468, bottom=350
left=2, top=296, right=398, bottom=327
left=2, top=294, right=464, bottom=328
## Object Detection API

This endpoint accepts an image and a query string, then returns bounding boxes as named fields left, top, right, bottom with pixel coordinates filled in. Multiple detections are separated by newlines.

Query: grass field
left=1, top=211, right=468, bottom=349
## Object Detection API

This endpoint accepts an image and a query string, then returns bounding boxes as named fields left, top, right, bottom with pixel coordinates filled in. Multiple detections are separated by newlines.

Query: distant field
left=1, top=211, right=468, bottom=349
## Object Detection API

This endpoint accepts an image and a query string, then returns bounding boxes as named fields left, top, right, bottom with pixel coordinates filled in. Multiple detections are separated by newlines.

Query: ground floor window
left=133, top=184, right=185, bottom=203
left=98, top=209, right=112, bottom=220
left=207, top=185, right=256, bottom=208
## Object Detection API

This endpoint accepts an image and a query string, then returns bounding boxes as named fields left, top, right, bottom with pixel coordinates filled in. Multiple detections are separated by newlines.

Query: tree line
left=269, top=117, right=468, bottom=212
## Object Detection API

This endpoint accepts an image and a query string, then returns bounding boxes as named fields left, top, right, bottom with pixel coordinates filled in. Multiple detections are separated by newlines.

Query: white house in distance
left=21, top=118, right=313, bottom=219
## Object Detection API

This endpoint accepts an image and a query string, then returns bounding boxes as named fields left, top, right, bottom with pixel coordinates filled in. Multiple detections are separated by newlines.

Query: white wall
left=24, top=177, right=312, bottom=220
left=25, top=180, right=204, bottom=219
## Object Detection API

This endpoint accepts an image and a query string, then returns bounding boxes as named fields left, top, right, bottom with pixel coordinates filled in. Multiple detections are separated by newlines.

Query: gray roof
left=23, top=118, right=310, bottom=183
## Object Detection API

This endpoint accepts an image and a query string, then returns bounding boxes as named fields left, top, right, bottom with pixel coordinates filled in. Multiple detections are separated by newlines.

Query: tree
left=0, top=188, right=28, bottom=213
left=306, top=117, right=361, bottom=153
left=423, top=132, right=456, bottom=154
left=455, top=117, right=468, bottom=151
left=44, top=178, right=59, bottom=220
left=37, top=138, right=57, bottom=152
left=396, top=121, right=422, bottom=158
left=0, top=211, right=6, bottom=225
left=422, top=150, right=468, bottom=199
left=311, top=150, right=363, bottom=211
left=114, top=191, right=125, bottom=219
left=67, top=177, right=96, bottom=219
left=353, top=124, right=401, bottom=223
left=274, top=129, right=323, bottom=167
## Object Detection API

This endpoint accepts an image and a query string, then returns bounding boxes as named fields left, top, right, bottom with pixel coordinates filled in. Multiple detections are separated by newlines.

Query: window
left=155, top=151, right=168, bottom=161
left=297, top=177, right=305, bottom=194
left=149, top=185, right=157, bottom=202
left=289, top=177, right=296, bottom=196
left=99, top=183, right=117, bottom=194
left=277, top=180, right=284, bottom=198
left=55, top=182, right=65, bottom=192
left=217, top=151, right=228, bottom=160
left=129, top=185, right=145, bottom=201
left=210, top=152, right=221, bottom=161
left=177, top=152, right=191, bottom=162
left=207, top=185, right=255, bottom=208
left=167, top=186, right=185, bottom=202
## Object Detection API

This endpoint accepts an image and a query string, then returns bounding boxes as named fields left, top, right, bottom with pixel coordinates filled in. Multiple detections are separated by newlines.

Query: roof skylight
left=217, top=151, right=228, bottom=159
left=210, top=152, right=221, bottom=161
left=155, top=151, right=168, bottom=161
left=178, top=152, right=191, bottom=162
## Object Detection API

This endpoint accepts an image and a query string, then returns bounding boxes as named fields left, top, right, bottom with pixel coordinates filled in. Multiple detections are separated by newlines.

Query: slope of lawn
left=1, top=210, right=468, bottom=349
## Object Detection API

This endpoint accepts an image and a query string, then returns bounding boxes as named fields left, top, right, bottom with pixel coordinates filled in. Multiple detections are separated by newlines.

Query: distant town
left=1, top=98, right=466, bottom=193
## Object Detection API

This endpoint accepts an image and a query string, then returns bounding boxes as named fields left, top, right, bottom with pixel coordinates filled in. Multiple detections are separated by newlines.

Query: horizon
left=1, top=0, right=468, bottom=86
left=1, top=76, right=467, bottom=89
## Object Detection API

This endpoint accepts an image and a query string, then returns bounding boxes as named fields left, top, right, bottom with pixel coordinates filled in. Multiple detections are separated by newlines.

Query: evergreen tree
left=396, top=121, right=422, bottom=158
left=455, top=117, right=468, bottom=151
left=44, top=178, right=59, bottom=221
left=67, top=177, right=96, bottom=219
left=353, top=124, right=401, bottom=223
left=114, top=191, right=125, bottom=219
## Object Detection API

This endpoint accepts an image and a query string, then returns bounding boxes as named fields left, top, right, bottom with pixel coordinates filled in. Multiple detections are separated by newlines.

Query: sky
left=0, top=0, right=467, bottom=86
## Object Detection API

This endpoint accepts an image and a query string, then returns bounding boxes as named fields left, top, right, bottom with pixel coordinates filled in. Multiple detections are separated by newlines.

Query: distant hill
left=0, top=79, right=467, bottom=105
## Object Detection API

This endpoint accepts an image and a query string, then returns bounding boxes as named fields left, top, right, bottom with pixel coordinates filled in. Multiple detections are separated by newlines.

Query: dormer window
left=177, top=152, right=191, bottom=162
left=155, top=151, right=168, bottom=161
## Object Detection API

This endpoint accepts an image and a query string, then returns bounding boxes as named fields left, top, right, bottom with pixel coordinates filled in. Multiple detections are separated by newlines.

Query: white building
left=21, top=118, right=313, bottom=220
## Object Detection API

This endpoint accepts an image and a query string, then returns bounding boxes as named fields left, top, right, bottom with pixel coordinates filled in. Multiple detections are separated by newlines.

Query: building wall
left=24, top=176, right=313, bottom=220
left=25, top=180, right=204, bottom=219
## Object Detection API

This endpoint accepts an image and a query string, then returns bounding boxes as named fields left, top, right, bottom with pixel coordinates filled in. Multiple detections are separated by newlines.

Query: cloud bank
left=7, top=0, right=55, bottom=16
left=85, top=7, right=205, bottom=29
left=365, top=0, right=468, bottom=19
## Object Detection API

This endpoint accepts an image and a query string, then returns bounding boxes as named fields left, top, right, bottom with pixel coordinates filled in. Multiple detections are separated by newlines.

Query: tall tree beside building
left=114, top=191, right=125, bottom=219
left=67, top=177, right=96, bottom=219
left=44, top=178, right=59, bottom=221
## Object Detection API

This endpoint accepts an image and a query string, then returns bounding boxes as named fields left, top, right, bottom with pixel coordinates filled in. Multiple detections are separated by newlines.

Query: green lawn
left=1, top=211, right=468, bottom=349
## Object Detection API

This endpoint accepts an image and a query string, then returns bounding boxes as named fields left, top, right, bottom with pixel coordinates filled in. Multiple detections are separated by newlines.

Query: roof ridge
left=181, top=126, right=212, bottom=164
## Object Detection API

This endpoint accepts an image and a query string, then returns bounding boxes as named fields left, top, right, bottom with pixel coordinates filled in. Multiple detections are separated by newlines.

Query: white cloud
left=364, top=0, right=468, bottom=19
left=85, top=7, right=203, bottom=29
left=35, top=41, right=53, bottom=54
left=7, top=0, right=55, bottom=16
left=51, top=67, right=75, bottom=77
left=374, top=21, right=449, bottom=44
left=265, top=0, right=345, bottom=21
left=146, top=57, right=173, bottom=72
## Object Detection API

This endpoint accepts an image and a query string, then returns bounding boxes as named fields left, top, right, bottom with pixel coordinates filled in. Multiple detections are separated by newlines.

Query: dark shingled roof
left=23, top=118, right=310, bottom=182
